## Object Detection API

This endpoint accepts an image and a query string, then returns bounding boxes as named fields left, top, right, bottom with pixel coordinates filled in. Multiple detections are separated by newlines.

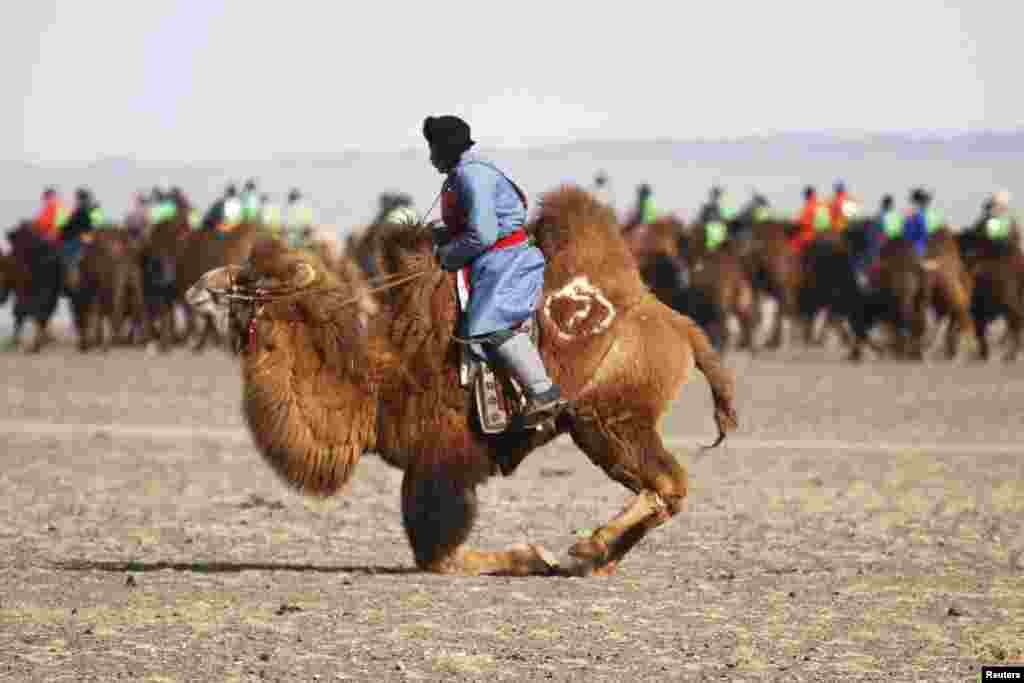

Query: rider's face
left=429, top=143, right=449, bottom=174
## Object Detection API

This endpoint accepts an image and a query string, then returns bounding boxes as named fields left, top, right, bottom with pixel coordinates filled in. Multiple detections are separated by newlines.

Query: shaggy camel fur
left=188, top=186, right=737, bottom=577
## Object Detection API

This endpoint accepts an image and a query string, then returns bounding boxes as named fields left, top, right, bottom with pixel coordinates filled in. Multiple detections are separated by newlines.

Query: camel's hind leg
left=400, top=470, right=557, bottom=576
left=564, top=415, right=687, bottom=576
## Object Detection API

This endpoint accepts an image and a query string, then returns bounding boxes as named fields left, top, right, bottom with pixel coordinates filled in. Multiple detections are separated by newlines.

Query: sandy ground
left=1, top=337, right=1022, bottom=682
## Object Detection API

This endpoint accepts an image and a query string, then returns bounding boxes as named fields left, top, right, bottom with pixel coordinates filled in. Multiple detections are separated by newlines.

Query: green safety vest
left=986, top=216, right=1011, bottom=240
left=882, top=210, right=904, bottom=239
left=263, top=204, right=281, bottom=226
left=56, top=207, right=70, bottom=229
left=640, top=198, right=657, bottom=225
left=720, top=204, right=737, bottom=221
left=188, top=210, right=200, bottom=230
left=287, top=204, right=313, bottom=228
left=753, top=207, right=770, bottom=223
left=925, top=208, right=943, bottom=234
left=705, top=221, right=727, bottom=251
left=240, top=195, right=262, bottom=222
left=150, top=201, right=178, bottom=224
left=89, top=207, right=107, bottom=227
left=813, top=205, right=832, bottom=232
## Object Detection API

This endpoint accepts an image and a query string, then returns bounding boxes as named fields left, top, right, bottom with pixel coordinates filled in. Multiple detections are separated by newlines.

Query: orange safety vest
left=790, top=199, right=819, bottom=253
left=34, top=198, right=66, bottom=242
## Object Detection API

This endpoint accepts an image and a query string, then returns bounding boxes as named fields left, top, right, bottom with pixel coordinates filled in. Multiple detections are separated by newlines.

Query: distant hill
left=4, top=130, right=1021, bottom=240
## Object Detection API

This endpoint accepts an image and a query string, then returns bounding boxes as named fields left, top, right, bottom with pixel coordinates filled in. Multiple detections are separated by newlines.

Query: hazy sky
left=3, top=1, right=1019, bottom=162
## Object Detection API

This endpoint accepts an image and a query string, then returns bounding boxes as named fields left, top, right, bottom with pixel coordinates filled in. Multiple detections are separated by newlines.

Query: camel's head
left=186, top=241, right=378, bottom=354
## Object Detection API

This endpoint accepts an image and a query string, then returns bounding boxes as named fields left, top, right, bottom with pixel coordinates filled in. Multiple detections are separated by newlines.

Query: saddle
left=459, top=314, right=542, bottom=435
left=452, top=265, right=543, bottom=435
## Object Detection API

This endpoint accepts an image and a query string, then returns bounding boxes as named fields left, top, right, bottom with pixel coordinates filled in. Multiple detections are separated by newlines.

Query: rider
left=903, top=188, right=933, bottom=256
left=201, top=184, right=243, bottom=232
left=239, top=179, right=262, bottom=224
left=284, top=189, right=314, bottom=247
left=698, top=186, right=725, bottom=224
left=698, top=186, right=731, bottom=251
left=853, top=194, right=897, bottom=283
left=829, top=181, right=858, bottom=232
left=383, top=194, right=418, bottom=224
left=790, top=185, right=825, bottom=254
left=261, top=194, right=282, bottom=237
left=423, top=114, right=567, bottom=427
left=633, top=184, right=658, bottom=225
left=729, top=193, right=770, bottom=242
left=124, top=191, right=150, bottom=237
left=32, top=187, right=69, bottom=243
left=974, top=190, right=1020, bottom=249
left=591, top=170, right=614, bottom=209
left=61, top=187, right=103, bottom=271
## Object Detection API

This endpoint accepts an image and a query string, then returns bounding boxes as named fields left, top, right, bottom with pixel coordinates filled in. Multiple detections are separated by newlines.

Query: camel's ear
left=291, top=262, right=317, bottom=289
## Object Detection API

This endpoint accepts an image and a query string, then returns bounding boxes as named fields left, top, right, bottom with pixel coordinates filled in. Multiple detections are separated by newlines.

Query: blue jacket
left=904, top=210, right=929, bottom=256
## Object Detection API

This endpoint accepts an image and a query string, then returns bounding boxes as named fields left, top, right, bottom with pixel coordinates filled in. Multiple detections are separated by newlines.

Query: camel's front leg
left=564, top=416, right=688, bottom=576
left=400, top=470, right=557, bottom=576
left=567, top=490, right=674, bottom=576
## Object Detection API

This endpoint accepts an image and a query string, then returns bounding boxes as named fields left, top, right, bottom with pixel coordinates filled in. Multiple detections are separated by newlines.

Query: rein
left=207, top=267, right=432, bottom=353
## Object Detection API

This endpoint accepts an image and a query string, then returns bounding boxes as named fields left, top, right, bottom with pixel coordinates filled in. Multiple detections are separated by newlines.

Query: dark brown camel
left=3, top=222, right=63, bottom=352
left=188, top=186, right=738, bottom=577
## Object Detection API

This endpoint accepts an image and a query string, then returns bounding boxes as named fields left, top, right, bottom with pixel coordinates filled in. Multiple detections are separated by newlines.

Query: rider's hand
left=430, top=222, right=452, bottom=247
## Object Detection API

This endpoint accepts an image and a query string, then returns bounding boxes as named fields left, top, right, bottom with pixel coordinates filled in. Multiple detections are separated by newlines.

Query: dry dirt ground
left=1, top=340, right=1022, bottom=682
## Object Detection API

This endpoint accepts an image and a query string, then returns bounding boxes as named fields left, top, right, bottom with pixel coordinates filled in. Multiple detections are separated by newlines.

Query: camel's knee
left=650, top=461, right=688, bottom=515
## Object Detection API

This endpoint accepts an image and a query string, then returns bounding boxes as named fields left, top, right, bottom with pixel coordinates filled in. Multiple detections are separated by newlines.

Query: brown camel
left=955, top=232, right=1024, bottom=362
left=624, top=218, right=753, bottom=352
left=70, top=230, right=146, bottom=352
left=141, top=218, right=193, bottom=349
left=188, top=186, right=738, bottom=577
left=145, top=221, right=271, bottom=351
left=679, top=224, right=759, bottom=352
left=733, top=221, right=803, bottom=349
left=922, top=230, right=975, bottom=360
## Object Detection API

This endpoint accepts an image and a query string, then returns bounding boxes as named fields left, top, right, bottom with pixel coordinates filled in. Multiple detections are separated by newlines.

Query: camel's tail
left=678, top=316, right=738, bottom=449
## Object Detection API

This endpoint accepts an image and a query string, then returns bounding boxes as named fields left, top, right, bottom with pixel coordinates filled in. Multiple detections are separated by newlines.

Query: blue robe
left=436, top=152, right=544, bottom=338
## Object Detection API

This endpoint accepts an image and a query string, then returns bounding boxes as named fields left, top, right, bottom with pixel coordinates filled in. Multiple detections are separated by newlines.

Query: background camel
left=3, top=222, right=64, bottom=352
left=69, top=230, right=146, bottom=352
left=188, top=186, right=737, bottom=577
left=144, top=220, right=271, bottom=351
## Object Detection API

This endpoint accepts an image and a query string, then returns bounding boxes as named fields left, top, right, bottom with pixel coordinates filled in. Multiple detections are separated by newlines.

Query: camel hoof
left=508, top=543, right=560, bottom=576
left=569, top=536, right=609, bottom=564
left=559, top=552, right=619, bottom=578
left=590, top=561, right=619, bottom=577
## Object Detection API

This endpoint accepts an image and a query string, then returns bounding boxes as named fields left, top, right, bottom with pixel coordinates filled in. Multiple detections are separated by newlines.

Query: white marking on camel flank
left=543, top=275, right=617, bottom=341
left=2, top=421, right=1021, bottom=456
